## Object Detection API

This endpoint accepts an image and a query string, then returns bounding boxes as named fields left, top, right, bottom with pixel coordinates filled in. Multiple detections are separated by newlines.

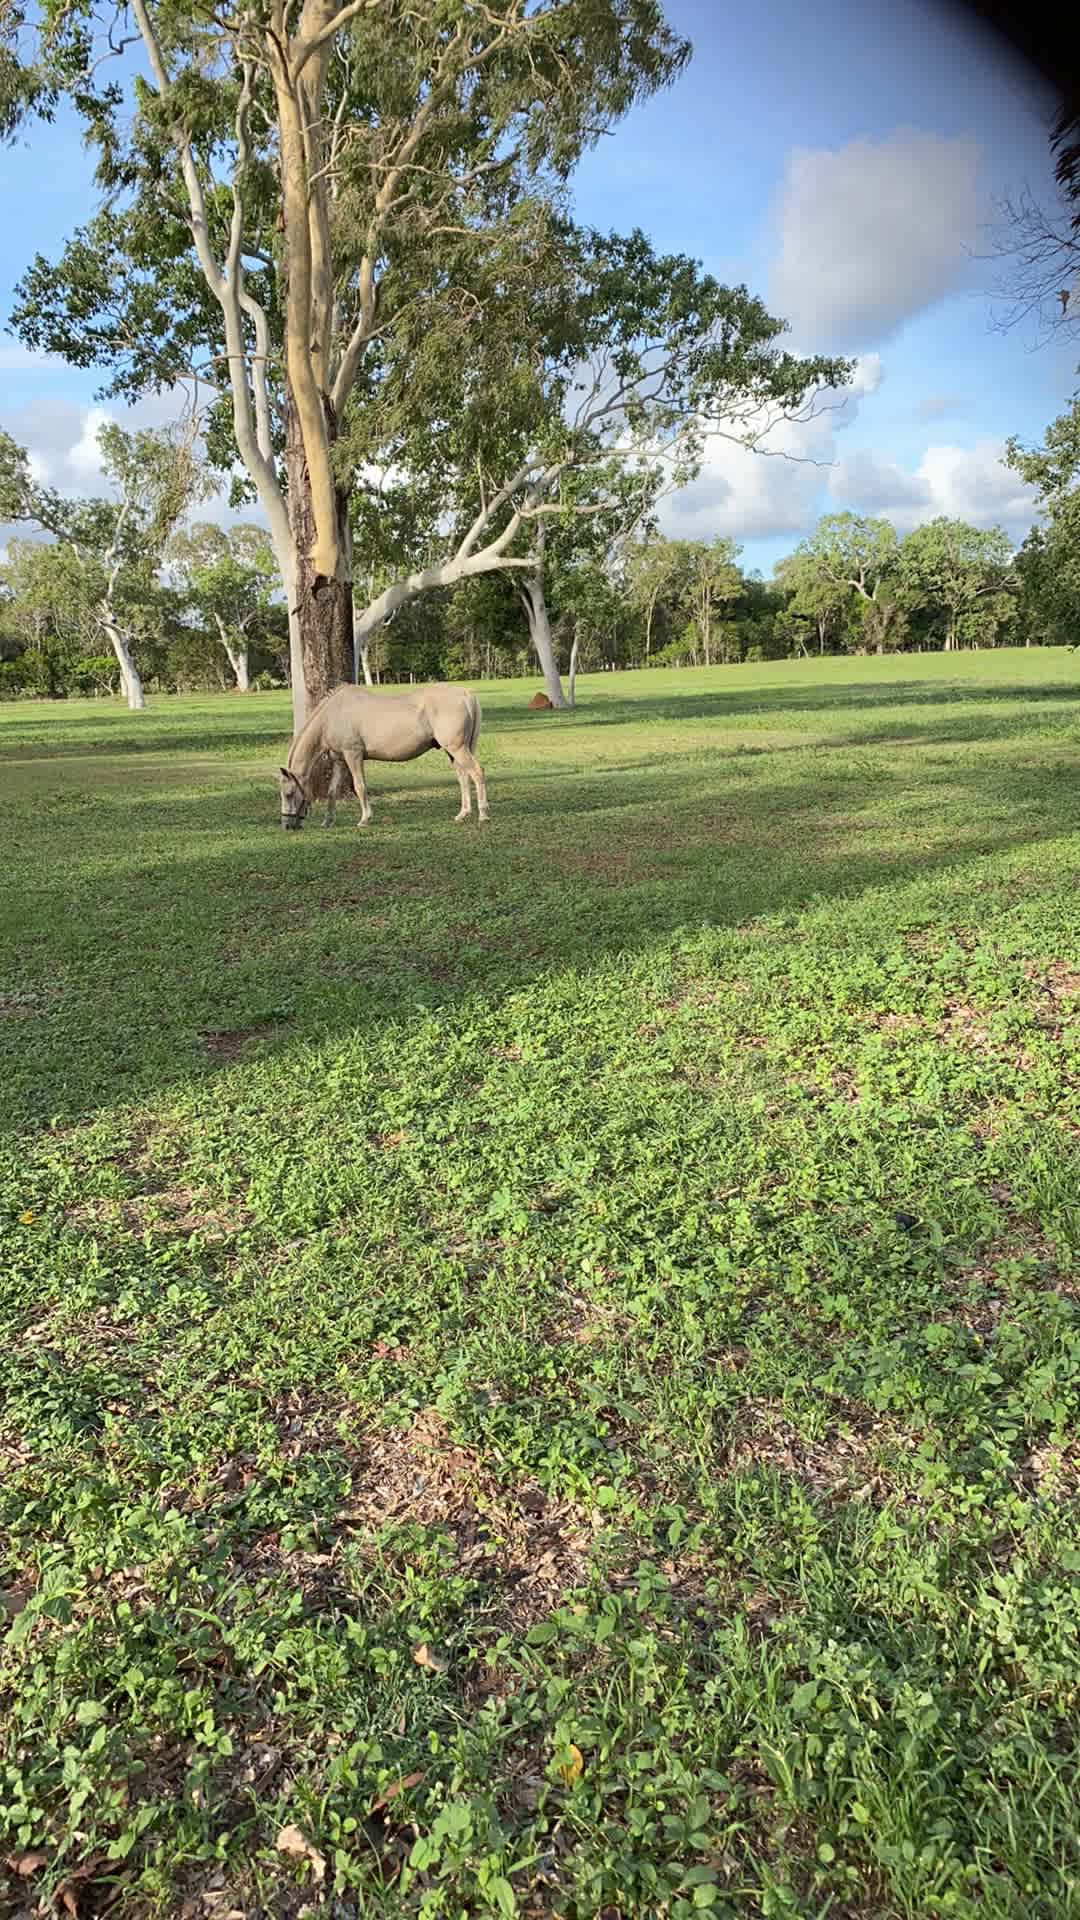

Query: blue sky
left=0, top=0, right=1075, bottom=575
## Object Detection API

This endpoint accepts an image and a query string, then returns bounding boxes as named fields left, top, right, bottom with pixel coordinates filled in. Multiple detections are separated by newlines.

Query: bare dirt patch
left=234, top=1397, right=598, bottom=1633
left=65, top=1185, right=248, bottom=1242
left=724, top=1400, right=895, bottom=1503
left=199, top=1025, right=277, bottom=1061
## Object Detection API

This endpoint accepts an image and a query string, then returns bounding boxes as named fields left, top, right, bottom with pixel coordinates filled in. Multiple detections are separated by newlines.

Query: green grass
left=2, top=649, right=1079, bottom=1919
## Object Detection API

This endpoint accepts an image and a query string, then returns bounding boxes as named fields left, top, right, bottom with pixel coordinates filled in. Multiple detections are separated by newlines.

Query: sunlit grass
left=2, top=650, right=1079, bottom=1918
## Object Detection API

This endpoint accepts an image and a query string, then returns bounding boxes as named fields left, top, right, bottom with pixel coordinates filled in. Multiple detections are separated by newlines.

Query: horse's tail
left=467, top=690, right=482, bottom=753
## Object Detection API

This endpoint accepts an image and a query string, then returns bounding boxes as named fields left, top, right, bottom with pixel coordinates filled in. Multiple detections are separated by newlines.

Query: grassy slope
left=1, top=650, right=1079, bottom=1919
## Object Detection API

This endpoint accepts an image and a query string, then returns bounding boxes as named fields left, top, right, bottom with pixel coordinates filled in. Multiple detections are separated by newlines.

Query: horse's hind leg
left=452, top=760, right=472, bottom=821
left=449, top=747, right=489, bottom=822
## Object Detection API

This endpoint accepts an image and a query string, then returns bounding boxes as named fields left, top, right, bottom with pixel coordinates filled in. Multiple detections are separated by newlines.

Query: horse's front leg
left=343, top=750, right=373, bottom=824
left=323, top=756, right=349, bottom=826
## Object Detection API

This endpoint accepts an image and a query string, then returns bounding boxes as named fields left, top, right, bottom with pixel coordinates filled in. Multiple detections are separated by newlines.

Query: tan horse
left=278, top=683, right=488, bottom=830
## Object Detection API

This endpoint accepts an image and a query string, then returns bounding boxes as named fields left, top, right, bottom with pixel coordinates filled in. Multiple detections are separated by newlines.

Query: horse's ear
left=279, top=766, right=291, bottom=780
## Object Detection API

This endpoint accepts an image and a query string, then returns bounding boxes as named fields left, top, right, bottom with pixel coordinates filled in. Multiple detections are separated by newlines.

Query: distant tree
left=1006, top=396, right=1080, bottom=644
left=789, top=513, right=906, bottom=654
left=682, top=537, right=742, bottom=666
left=898, top=518, right=1016, bottom=651
left=626, top=535, right=688, bottom=660
left=774, top=547, right=852, bottom=654
left=169, top=522, right=279, bottom=692
left=0, top=540, right=100, bottom=696
left=0, top=420, right=206, bottom=707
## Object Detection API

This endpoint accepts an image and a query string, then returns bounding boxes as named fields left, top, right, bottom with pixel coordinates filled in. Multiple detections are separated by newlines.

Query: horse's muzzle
left=281, top=815, right=303, bottom=831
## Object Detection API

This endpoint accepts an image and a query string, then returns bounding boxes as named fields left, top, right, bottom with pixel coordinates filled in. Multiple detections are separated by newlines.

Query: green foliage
left=898, top=519, right=1016, bottom=651
left=1, top=654, right=1079, bottom=1916
left=1006, top=399, right=1080, bottom=648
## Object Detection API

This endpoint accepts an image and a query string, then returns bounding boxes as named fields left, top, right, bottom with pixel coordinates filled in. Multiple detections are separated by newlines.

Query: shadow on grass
left=495, top=679, right=1080, bottom=735
left=3, top=673, right=1078, bottom=760
left=4, top=723, right=1079, bottom=1140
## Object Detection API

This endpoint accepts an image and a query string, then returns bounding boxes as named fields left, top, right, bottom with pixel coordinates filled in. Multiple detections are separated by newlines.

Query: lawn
left=2, top=649, right=1079, bottom=1920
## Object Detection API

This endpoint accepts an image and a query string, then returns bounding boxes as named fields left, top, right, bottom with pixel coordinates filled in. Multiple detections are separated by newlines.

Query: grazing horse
left=278, top=683, right=489, bottom=830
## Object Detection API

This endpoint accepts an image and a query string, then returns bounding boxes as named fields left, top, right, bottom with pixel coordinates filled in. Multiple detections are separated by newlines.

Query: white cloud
left=660, top=353, right=883, bottom=543
left=0, top=392, right=253, bottom=543
left=1, top=394, right=180, bottom=496
left=67, top=406, right=115, bottom=480
left=770, top=130, right=982, bottom=351
left=828, top=438, right=1036, bottom=534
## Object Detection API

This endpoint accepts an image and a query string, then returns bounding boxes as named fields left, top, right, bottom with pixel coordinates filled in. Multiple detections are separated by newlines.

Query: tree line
left=2, top=434, right=1076, bottom=702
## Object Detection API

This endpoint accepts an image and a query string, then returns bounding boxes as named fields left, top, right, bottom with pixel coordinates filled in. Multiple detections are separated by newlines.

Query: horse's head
left=278, top=766, right=309, bottom=830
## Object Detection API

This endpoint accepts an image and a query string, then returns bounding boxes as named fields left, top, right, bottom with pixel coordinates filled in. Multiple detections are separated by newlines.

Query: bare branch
left=130, top=0, right=291, bottom=572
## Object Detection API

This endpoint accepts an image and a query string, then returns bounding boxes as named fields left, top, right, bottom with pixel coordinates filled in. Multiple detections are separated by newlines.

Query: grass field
left=2, top=649, right=1080, bottom=1920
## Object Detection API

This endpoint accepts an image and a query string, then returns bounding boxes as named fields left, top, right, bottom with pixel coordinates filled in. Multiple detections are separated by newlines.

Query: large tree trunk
left=520, top=571, right=567, bottom=708
left=102, top=616, right=145, bottom=710
left=568, top=635, right=580, bottom=708
left=285, top=391, right=353, bottom=790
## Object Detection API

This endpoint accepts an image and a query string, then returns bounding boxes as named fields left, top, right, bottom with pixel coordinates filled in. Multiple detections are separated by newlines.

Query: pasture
left=2, top=650, right=1079, bottom=1919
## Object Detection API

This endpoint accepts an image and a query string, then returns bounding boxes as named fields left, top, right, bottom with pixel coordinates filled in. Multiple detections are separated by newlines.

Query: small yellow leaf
left=275, top=1823, right=326, bottom=1884
left=412, top=1642, right=446, bottom=1674
left=559, top=1742, right=584, bottom=1787
left=19, top=1211, right=35, bottom=1225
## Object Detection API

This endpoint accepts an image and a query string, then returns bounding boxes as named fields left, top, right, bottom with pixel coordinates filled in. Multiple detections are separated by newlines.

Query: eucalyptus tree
left=12, top=0, right=693, bottom=728
left=340, top=222, right=850, bottom=700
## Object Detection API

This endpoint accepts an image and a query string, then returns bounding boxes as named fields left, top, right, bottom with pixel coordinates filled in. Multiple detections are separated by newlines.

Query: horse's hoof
left=455, top=812, right=470, bottom=823
left=479, top=811, right=491, bottom=823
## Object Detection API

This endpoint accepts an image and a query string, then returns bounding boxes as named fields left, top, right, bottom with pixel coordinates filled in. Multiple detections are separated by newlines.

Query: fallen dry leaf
left=559, top=1742, right=584, bottom=1787
left=412, top=1643, right=446, bottom=1674
left=370, top=1770, right=424, bottom=1814
left=54, top=1854, right=105, bottom=1916
left=6, top=1850, right=47, bottom=1877
left=275, top=1824, right=326, bottom=1885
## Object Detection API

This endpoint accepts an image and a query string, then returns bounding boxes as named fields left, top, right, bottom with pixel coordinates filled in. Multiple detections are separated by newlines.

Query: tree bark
left=228, top=644, right=251, bottom=691
left=519, top=571, right=568, bottom=707
left=101, top=616, right=145, bottom=710
left=285, top=389, right=353, bottom=787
